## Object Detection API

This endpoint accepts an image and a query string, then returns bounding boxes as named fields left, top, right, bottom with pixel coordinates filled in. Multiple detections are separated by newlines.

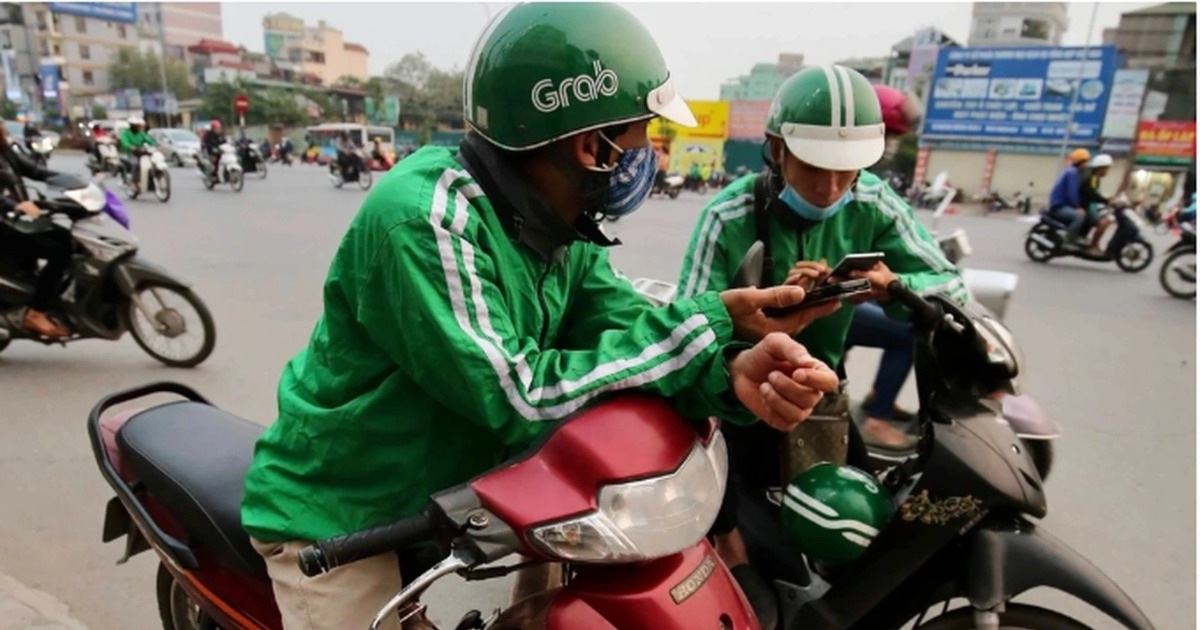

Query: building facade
left=968, top=2, right=1069, bottom=47
left=718, top=53, right=804, bottom=101
left=138, top=3, right=223, bottom=61
left=262, top=14, right=367, bottom=87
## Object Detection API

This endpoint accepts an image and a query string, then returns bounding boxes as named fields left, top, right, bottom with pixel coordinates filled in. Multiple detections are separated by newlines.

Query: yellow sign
left=650, top=100, right=730, bottom=141
left=670, top=138, right=725, bottom=175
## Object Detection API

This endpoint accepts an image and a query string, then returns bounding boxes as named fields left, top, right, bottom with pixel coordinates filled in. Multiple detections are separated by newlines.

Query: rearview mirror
left=731, top=241, right=765, bottom=289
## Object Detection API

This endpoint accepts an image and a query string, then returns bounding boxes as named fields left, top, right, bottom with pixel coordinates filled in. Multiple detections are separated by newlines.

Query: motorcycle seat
left=117, top=401, right=268, bottom=579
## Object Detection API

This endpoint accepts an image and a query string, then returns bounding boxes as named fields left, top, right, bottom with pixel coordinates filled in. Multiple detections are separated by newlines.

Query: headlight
left=63, top=183, right=107, bottom=212
left=37, top=137, right=54, bottom=152
left=529, top=432, right=728, bottom=563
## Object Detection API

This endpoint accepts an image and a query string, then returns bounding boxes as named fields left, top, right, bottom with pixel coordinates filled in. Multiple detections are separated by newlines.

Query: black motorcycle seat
left=117, top=401, right=267, bottom=579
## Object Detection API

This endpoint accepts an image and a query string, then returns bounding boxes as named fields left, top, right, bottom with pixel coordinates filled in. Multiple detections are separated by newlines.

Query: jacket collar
left=457, top=133, right=617, bottom=262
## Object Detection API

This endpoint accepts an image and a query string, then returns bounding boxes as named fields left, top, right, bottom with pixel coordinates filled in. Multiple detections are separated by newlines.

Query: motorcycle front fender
left=965, top=519, right=1155, bottom=630
left=111, top=256, right=191, bottom=295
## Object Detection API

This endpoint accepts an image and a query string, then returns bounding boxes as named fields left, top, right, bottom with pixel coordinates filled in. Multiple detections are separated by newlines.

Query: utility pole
left=154, top=3, right=171, bottom=126
left=1056, top=1, right=1100, bottom=162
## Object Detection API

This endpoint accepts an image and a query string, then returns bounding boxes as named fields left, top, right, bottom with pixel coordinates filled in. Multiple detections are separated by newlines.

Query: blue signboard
left=39, top=64, right=60, bottom=98
left=49, top=3, right=137, bottom=24
left=922, top=45, right=1118, bottom=144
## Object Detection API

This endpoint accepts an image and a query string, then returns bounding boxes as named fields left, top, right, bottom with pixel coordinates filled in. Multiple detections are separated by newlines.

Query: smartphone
left=763, top=279, right=872, bottom=318
left=825, top=252, right=886, bottom=283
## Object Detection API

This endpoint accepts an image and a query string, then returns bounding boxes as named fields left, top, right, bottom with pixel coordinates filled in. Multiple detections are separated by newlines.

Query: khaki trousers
left=251, top=537, right=408, bottom=630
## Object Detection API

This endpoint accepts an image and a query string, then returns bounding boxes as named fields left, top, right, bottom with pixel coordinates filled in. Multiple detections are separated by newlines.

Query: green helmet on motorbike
left=463, top=2, right=697, bottom=150
left=780, top=463, right=893, bottom=564
left=765, top=65, right=886, bottom=171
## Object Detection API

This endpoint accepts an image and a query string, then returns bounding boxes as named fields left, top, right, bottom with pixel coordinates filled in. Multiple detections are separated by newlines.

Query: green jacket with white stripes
left=677, top=171, right=967, bottom=371
left=242, top=142, right=752, bottom=543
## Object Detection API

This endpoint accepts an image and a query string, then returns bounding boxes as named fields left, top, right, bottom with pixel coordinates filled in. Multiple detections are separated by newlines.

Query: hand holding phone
left=825, top=252, right=886, bottom=283
left=762, top=279, right=871, bottom=318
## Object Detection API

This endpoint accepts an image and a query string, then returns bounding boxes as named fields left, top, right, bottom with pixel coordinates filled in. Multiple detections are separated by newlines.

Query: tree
left=90, top=104, right=107, bottom=120
left=108, top=48, right=195, bottom=99
left=0, top=98, right=17, bottom=121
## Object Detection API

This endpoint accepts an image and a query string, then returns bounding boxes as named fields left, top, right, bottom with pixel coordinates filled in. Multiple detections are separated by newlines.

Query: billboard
left=1134, top=121, right=1196, bottom=166
left=649, top=100, right=730, bottom=140
left=669, top=137, right=724, bottom=174
left=922, top=45, right=1118, bottom=144
left=1100, top=69, right=1149, bottom=140
left=49, top=3, right=137, bottom=24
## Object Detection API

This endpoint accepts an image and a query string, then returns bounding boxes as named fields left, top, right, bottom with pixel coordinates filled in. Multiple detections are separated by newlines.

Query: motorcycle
left=197, top=143, right=245, bottom=193
left=0, top=174, right=215, bottom=367
left=88, top=384, right=755, bottom=629
left=1024, top=202, right=1154, bottom=273
left=121, top=146, right=172, bottom=203
left=1159, top=222, right=1195, bottom=299
left=86, top=138, right=122, bottom=178
left=653, top=172, right=684, bottom=199
left=238, top=140, right=269, bottom=179
left=331, top=150, right=373, bottom=191
left=20, top=134, right=55, bottom=168
left=725, top=244, right=1154, bottom=630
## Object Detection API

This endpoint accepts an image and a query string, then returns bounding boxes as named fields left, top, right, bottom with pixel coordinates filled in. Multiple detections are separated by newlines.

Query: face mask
left=588, top=134, right=657, bottom=217
left=780, top=185, right=854, bottom=221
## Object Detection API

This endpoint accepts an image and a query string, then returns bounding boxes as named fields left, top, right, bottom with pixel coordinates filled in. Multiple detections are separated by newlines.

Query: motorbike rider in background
left=334, top=130, right=360, bottom=177
left=1079, top=153, right=1115, bottom=255
left=1048, top=148, right=1093, bottom=248
left=201, top=120, right=226, bottom=179
left=117, top=117, right=156, bottom=193
left=239, top=5, right=840, bottom=628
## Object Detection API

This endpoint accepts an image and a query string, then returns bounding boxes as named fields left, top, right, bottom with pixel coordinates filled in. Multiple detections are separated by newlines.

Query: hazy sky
left=221, top=2, right=1150, bottom=99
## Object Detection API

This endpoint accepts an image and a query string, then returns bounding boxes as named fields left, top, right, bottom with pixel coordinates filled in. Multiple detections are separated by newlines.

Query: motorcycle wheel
left=125, top=284, right=216, bottom=368
left=1159, top=247, right=1197, bottom=299
left=1023, top=228, right=1055, bottom=263
left=1115, top=240, right=1153, bottom=273
left=153, top=170, right=171, bottom=203
left=917, top=603, right=1089, bottom=630
left=1022, top=438, right=1053, bottom=481
left=172, top=154, right=183, bottom=168
left=257, top=161, right=268, bottom=179
left=229, top=170, right=244, bottom=193
left=669, top=189, right=680, bottom=199
left=358, top=169, right=373, bottom=191
left=156, top=563, right=210, bottom=630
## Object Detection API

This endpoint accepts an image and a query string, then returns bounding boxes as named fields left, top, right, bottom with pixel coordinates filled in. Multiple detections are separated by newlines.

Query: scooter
left=653, top=172, right=684, bottom=199
left=237, top=139, right=268, bottom=179
left=725, top=245, right=1154, bottom=630
left=20, top=134, right=55, bottom=168
left=1159, top=222, right=1195, bottom=299
left=331, top=150, right=373, bottom=191
left=0, top=174, right=215, bottom=367
left=197, top=143, right=245, bottom=193
left=1024, top=201, right=1154, bottom=273
left=121, top=146, right=171, bottom=203
left=88, top=384, right=756, bottom=629
left=87, top=138, right=122, bottom=178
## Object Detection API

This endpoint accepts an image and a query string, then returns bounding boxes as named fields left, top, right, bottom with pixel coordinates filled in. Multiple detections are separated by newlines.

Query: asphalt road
left=0, top=153, right=1193, bottom=630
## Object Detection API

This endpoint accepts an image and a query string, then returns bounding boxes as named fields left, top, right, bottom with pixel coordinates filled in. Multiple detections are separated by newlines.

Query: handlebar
left=298, top=510, right=437, bottom=577
left=886, top=280, right=942, bottom=331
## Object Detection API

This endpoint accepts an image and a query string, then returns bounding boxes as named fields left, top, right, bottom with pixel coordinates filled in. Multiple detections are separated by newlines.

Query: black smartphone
left=763, top=279, right=871, bottom=318
left=825, top=252, right=886, bottom=283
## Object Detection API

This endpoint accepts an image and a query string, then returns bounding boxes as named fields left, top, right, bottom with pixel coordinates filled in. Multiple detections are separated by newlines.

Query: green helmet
left=781, top=463, right=893, bottom=565
left=463, top=2, right=696, bottom=151
left=765, top=65, right=886, bottom=171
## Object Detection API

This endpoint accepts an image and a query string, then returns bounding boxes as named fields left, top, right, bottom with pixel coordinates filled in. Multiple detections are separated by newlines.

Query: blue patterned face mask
left=588, top=133, right=657, bottom=217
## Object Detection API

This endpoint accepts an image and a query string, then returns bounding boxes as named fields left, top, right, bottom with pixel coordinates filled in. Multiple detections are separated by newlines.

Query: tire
left=917, top=603, right=1091, bottom=630
left=1159, top=248, right=1197, bottom=299
left=156, top=562, right=210, bottom=630
left=669, top=189, right=680, bottom=199
left=1024, top=228, right=1055, bottom=263
left=257, top=161, right=268, bottom=179
left=153, top=170, right=171, bottom=203
left=1022, top=438, right=1053, bottom=481
left=358, top=169, right=373, bottom=190
left=172, top=153, right=183, bottom=167
left=229, top=169, right=244, bottom=193
left=1115, top=240, right=1153, bottom=273
left=125, top=284, right=216, bottom=368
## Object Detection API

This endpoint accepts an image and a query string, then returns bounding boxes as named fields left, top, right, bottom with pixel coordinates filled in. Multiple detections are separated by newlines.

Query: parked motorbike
left=0, top=174, right=215, bottom=367
left=89, top=383, right=755, bottom=629
left=728, top=258, right=1154, bottom=630
left=1159, top=223, right=1196, bottom=299
left=121, top=146, right=171, bottom=203
left=197, top=143, right=245, bottom=193
left=331, top=150, right=373, bottom=191
left=237, top=139, right=268, bottom=179
left=653, top=172, right=684, bottom=199
left=1025, top=202, right=1154, bottom=273
left=86, top=138, right=122, bottom=178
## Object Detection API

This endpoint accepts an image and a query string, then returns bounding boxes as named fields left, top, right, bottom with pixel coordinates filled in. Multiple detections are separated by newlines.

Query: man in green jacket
left=677, top=65, right=966, bottom=602
left=242, top=4, right=839, bottom=629
left=117, top=116, right=155, bottom=192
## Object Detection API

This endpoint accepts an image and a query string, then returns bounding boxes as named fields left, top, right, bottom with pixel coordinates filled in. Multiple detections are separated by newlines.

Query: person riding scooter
left=201, top=120, right=226, bottom=179
left=334, top=131, right=360, bottom=179
left=117, top=117, right=156, bottom=192
left=1080, top=153, right=1115, bottom=255
left=1048, top=148, right=1093, bottom=248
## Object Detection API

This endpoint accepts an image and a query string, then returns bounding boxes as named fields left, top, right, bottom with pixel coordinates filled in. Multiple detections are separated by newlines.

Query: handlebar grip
left=297, top=512, right=436, bottom=578
left=886, top=280, right=942, bottom=330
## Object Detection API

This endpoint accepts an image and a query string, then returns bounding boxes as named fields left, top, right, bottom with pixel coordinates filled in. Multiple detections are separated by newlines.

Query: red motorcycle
left=88, top=382, right=758, bottom=630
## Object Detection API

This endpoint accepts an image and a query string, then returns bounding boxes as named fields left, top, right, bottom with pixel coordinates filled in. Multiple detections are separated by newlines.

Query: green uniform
left=677, top=171, right=967, bottom=369
left=242, top=139, right=752, bottom=543
left=117, top=128, right=154, bottom=154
